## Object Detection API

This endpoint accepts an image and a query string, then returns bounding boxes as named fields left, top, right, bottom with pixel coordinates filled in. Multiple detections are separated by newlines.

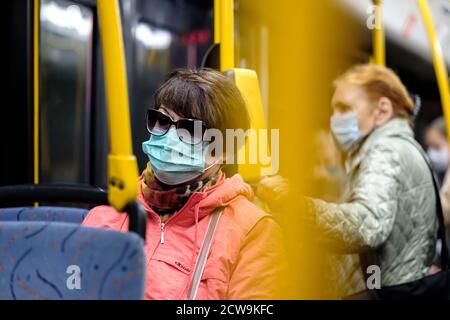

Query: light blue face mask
left=330, top=112, right=362, bottom=153
left=142, top=127, right=209, bottom=185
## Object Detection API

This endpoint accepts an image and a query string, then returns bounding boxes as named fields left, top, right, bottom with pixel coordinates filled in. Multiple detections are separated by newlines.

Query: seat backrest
left=0, top=221, right=146, bottom=300
left=0, top=207, right=88, bottom=224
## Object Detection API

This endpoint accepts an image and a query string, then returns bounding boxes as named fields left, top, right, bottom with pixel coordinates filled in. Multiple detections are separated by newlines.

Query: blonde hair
left=334, top=64, right=414, bottom=120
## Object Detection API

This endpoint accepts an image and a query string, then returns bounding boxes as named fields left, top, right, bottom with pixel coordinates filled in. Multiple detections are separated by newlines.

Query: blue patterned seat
left=0, top=222, right=146, bottom=300
left=0, top=207, right=88, bottom=224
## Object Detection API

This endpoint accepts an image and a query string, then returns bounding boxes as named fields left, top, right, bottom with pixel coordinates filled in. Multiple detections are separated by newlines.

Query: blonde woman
left=255, top=64, right=445, bottom=298
left=304, top=64, right=438, bottom=297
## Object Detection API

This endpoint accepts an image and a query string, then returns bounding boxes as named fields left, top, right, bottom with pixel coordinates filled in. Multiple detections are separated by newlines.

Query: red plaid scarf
left=141, top=162, right=220, bottom=216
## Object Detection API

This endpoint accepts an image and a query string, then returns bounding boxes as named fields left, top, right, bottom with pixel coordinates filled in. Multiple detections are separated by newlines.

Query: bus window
left=134, top=22, right=175, bottom=109
left=129, top=0, right=214, bottom=171
left=39, top=0, right=94, bottom=184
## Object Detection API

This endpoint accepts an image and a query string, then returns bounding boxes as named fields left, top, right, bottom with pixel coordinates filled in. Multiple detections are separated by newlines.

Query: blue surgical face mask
left=142, top=127, right=211, bottom=185
left=330, top=112, right=362, bottom=153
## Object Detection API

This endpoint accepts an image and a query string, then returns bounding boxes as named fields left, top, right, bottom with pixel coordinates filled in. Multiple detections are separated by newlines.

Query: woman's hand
left=427, top=264, right=442, bottom=275
left=256, top=175, right=290, bottom=211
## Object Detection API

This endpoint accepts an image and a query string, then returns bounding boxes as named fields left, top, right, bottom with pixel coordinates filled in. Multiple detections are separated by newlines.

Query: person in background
left=258, top=65, right=439, bottom=297
left=257, top=129, right=345, bottom=208
left=304, top=64, right=438, bottom=297
left=424, top=117, right=450, bottom=228
left=424, top=117, right=449, bottom=185
left=311, top=130, right=346, bottom=202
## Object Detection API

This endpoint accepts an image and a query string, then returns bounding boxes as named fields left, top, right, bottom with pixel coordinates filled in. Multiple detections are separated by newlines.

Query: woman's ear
left=374, top=97, right=394, bottom=126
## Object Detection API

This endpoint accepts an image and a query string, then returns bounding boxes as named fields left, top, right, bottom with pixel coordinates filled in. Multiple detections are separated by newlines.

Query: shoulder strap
left=396, top=136, right=450, bottom=269
left=186, top=207, right=223, bottom=300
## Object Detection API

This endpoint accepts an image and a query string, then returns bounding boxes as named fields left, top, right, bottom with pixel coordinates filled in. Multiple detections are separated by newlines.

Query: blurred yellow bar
left=418, top=0, right=450, bottom=142
left=97, top=0, right=139, bottom=211
left=372, top=0, right=386, bottom=66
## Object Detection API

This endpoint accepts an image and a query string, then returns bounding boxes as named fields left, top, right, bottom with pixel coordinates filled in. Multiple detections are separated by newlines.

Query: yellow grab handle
left=371, top=0, right=386, bottom=66
left=98, top=0, right=139, bottom=211
left=214, top=0, right=235, bottom=71
left=417, top=0, right=450, bottom=143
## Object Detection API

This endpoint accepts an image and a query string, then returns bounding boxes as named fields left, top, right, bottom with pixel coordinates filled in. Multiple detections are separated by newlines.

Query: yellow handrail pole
left=97, top=0, right=139, bottom=211
left=372, top=0, right=386, bottom=66
left=417, top=0, right=450, bottom=143
left=34, top=0, right=40, bottom=207
left=215, top=0, right=235, bottom=71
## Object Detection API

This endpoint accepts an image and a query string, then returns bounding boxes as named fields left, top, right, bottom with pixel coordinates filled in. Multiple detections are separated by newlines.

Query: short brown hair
left=334, top=64, right=414, bottom=120
left=154, top=68, right=250, bottom=135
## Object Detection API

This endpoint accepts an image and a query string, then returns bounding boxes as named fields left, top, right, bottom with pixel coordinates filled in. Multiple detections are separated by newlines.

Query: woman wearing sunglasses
left=83, top=68, right=286, bottom=300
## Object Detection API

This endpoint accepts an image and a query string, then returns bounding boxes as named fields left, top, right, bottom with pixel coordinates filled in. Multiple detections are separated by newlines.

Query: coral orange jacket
left=82, top=173, right=287, bottom=300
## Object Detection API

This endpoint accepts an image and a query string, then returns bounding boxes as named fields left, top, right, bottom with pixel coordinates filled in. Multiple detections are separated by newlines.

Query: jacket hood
left=137, top=172, right=254, bottom=224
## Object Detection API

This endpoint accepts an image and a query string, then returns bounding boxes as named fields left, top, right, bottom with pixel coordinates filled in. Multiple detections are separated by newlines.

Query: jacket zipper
left=160, top=223, right=165, bottom=244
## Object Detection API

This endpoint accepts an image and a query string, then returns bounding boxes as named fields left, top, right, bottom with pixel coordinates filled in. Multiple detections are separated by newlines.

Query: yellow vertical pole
left=98, top=0, right=132, bottom=156
left=97, top=0, right=138, bottom=210
left=214, top=0, right=221, bottom=44
left=372, top=0, right=386, bottom=66
left=34, top=0, right=40, bottom=207
left=417, top=0, right=450, bottom=143
left=215, top=0, right=234, bottom=71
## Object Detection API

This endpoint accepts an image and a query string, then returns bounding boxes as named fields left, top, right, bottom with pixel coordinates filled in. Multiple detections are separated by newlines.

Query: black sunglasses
left=145, top=108, right=208, bottom=145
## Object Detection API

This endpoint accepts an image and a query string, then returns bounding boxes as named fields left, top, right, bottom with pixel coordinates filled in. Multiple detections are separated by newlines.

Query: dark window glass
left=129, top=0, right=214, bottom=171
left=39, top=0, right=94, bottom=184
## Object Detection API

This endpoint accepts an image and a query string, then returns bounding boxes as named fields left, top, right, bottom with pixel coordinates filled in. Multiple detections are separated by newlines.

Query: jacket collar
left=137, top=173, right=253, bottom=226
left=345, top=117, right=414, bottom=173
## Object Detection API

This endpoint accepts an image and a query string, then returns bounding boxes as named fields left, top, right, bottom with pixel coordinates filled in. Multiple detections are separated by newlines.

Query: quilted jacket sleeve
left=309, top=141, right=402, bottom=253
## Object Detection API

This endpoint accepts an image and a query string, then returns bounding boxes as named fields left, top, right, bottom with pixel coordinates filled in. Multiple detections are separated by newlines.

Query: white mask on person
left=330, top=112, right=363, bottom=153
left=427, top=147, right=449, bottom=173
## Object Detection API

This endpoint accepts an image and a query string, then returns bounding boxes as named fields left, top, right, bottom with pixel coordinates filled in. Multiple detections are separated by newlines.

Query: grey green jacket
left=311, top=118, right=438, bottom=296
